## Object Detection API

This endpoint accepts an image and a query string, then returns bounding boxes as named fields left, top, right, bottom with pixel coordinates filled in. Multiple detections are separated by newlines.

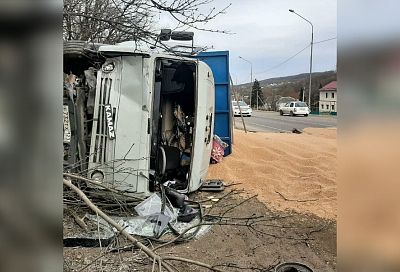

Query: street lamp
left=289, top=9, right=313, bottom=109
left=238, top=56, right=253, bottom=108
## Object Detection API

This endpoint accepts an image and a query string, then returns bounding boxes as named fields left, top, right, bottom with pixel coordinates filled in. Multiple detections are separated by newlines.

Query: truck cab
left=63, top=41, right=215, bottom=197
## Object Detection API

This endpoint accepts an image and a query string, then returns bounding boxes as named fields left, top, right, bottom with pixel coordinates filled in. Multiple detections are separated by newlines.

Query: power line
left=314, top=37, right=337, bottom=44
left=255, top=44, right=310, bottom=75
left=254, top=37, right=337, bottom=75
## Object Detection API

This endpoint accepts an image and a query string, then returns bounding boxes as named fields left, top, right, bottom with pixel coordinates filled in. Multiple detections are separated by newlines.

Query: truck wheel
left=280, top=110, right=283, bottom=116
left=290, top=111, right=294, bottom=116
left=304, top=114, right=309, bottom=117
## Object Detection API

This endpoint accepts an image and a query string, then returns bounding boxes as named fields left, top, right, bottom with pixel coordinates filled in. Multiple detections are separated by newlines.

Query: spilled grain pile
left=207, top=128, right=337, bottom=219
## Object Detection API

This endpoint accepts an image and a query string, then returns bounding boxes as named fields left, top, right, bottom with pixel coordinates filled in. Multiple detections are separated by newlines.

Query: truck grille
left=93, top=77, right=112, bottom=163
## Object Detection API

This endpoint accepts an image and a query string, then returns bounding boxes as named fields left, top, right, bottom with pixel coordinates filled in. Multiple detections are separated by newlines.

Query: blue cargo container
left=195, top=51, right=232, bottom=156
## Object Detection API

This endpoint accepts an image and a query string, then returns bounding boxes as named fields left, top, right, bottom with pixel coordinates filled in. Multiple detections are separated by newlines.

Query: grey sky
left=158, top=0, right=337, bottom=84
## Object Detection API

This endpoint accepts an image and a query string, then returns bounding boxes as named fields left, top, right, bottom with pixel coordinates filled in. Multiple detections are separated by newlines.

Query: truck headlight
left=102, top=62, right=115, bottom=73
left=91, top=170, right=104, bottom=182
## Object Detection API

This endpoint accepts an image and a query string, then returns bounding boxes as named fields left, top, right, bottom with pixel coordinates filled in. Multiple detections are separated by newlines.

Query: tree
left=298, top=87, right=304, bottom=101
left=251, top=79, right=262, bottom=108
left=63, top=0, right=231, bottom=44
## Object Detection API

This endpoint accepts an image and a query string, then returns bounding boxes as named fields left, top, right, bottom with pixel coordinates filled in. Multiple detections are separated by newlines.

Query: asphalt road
left=234, top=111, right=337, bottom=132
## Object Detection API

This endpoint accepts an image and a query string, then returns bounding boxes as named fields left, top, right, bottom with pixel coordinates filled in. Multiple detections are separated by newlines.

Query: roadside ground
left=64, top=128, right=337, bottom=271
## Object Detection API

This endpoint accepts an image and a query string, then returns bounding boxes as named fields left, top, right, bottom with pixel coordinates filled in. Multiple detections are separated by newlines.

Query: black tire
left=279, top=110, right=283, bottom=116
left=304, top=114, right=309, bottom=117
left=290, top=111, right=294, bottom=117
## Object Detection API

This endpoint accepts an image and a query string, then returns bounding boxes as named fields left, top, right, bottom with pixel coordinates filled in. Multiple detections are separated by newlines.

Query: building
left=319, top=81, right=337, bottom=114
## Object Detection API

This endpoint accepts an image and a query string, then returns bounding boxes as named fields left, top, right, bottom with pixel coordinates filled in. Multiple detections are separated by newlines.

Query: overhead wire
left=255, top=44, right=311, bottom=75
left=313, top=37, right=337, bottom=44
left=254, top=37, right=337, bottom=76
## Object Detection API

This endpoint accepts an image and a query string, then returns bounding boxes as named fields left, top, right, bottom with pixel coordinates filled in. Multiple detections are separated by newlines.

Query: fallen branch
left=275, top=191, right=318, bottom=202
left=205, top=189, right=242, bottom=215
left=71, top=211, right=88, bottom=231
left=64, top=179, right=227, bottom=272
left=220, top=194, right=258, bottom=217
left=64, top=173, right=144, bottom=201
left=63, top=178, right=174, bottom=272
left=163, top=256, right=225, bottom=272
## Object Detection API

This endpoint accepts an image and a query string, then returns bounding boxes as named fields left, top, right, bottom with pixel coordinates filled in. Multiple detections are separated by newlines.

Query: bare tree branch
left=63, top=178, right=175, bottom=272
left=63, top=0, right=230, bottom=44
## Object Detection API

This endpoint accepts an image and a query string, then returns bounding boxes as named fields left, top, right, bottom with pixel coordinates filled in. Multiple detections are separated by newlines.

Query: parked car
left=232, top=101, right=252, bottom=117
left=276, top=97, right=296, bottom=111
left=279, top=101, right=310, bottom=116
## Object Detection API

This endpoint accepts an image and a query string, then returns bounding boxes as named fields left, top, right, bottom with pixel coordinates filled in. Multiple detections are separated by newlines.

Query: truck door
left=187, top=61, right=215, bottom=192
left=88, top=55, right=149, bottom=195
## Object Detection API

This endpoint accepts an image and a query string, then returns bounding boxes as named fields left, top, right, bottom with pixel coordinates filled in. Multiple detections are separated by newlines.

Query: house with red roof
left=319, top=81, right=337, bottom=114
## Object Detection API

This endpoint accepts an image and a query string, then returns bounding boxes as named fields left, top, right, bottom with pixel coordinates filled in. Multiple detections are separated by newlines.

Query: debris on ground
left=274, top=262, right=314, bottom=272
left=64, top=186, right=336, bottom=271
left=211, top=135, right=229, bottom=163
left=63, top=128, right=337, bottom=271
left=292, top=128, right=302, bottom=134
left=200, top=179, right=225, bottom=192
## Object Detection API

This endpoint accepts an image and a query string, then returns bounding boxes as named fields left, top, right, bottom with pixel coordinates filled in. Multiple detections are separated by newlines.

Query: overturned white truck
left=63, top=38, right=216, bottom=197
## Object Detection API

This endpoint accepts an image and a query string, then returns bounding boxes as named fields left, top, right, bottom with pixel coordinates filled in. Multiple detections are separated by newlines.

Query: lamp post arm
left=293, top=11, right=314, bottom=29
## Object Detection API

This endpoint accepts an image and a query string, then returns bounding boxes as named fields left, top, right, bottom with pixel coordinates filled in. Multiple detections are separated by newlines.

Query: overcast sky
left=157, top=0, right=337, bottom=84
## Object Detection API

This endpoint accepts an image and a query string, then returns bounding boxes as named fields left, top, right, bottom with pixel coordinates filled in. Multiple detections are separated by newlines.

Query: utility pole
left=238, top=56, right=253, bottom=108
left=256, top=88, right=259, bottom=110
left=289, top=9, right=314, bottom=108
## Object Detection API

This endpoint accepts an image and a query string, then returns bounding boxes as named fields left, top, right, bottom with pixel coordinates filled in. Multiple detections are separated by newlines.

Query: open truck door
left=148, top=57, right=214, bottom=193
left=187, top=60, right=215, bottom=192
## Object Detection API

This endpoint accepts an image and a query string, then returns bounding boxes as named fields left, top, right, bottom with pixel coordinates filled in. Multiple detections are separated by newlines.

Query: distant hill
left=233, top=70, right=336, bottom=110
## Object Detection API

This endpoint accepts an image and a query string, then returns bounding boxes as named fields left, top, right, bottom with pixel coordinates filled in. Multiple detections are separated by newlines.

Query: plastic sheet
left=134, top=193, right=177, bottom=220
left=83, top=213, right=214, bottom=239
left=85, top=213, right=171, bottom=237
left=83, top=194, right=213, bottom=239
left=171, top=217, right=212, bottom=239
left=116, top=213, right=171, bottom=237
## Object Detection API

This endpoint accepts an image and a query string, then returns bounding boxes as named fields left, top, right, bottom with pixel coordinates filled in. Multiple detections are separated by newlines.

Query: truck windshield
left=232, top=101, right=247, bottom=107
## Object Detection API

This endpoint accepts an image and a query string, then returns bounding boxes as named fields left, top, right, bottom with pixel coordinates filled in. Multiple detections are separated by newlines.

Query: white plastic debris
left=171, top=218, right=212, bottom=239
left=117, top=213, right=171, bottom=237
left=134, top=193, right=177, bottom=220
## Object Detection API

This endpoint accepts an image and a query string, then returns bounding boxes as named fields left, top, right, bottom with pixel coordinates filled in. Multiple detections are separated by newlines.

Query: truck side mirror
left=171, top=31, right=194, bottom=41
left=159, top=29, right=172, bottom=41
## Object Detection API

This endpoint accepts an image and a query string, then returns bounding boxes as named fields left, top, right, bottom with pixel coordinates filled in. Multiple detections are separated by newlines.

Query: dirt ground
left=64, top=128, right=337, bottom=271
left=208, top=128, right=337, bottom=220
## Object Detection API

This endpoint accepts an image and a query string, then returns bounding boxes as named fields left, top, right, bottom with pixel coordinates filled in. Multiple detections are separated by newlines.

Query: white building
left=319, top=81, right=337, bottom=114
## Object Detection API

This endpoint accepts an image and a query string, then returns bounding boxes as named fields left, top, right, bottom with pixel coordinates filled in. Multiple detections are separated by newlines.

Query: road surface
left=234, top=111, right=337, bottom=132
